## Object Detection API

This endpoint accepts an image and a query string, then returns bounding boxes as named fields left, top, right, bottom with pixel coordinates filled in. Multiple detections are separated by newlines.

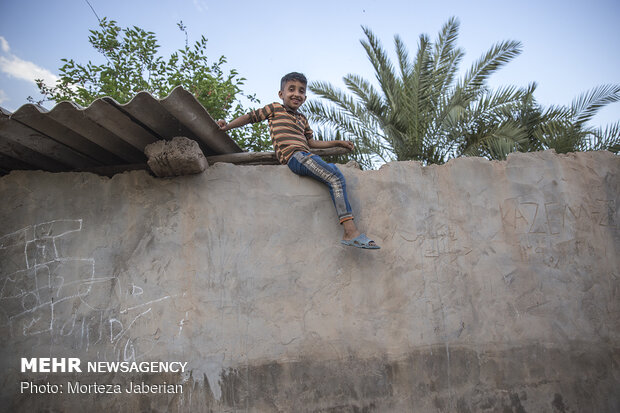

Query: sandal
left=341, top=233, right=380, bottom=249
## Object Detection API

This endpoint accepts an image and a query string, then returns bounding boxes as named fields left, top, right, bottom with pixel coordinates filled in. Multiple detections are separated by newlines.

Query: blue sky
left=1, top=0, right=618, bottom=127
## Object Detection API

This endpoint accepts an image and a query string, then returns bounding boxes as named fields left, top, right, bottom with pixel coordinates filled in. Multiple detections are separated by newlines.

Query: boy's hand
left=339, top=140, right=354, bottom=151
left=216, top=119, right=227, bottom=130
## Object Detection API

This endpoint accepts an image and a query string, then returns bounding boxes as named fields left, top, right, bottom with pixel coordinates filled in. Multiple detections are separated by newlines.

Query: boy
left=216, top=72, right=379, bottom=249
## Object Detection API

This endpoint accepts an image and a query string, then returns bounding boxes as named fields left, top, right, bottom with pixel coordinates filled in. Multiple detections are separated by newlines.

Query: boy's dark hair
left=280, top=72, right=307, bottom=90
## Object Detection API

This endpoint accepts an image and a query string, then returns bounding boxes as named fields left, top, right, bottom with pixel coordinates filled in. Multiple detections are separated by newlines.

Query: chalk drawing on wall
left=0, top=219, right=90, bottom=336
left=0, top=219, right=178, bottom=362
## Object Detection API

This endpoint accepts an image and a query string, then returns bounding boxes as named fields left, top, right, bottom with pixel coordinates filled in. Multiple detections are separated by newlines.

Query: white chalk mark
left=1, top=219, right=191, bottom=366
left=119, top=295, right=176, bottom=314
left=178, top=311, right=189, bottom=336
left=131, top=284, right=144, bottom=296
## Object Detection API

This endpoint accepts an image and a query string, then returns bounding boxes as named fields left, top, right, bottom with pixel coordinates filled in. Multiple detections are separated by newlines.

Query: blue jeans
left=287, top=151, right=354, bottom=223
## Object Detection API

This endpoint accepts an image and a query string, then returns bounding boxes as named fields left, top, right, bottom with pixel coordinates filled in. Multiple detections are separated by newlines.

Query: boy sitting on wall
left=217, top=72, right=379, bottom=249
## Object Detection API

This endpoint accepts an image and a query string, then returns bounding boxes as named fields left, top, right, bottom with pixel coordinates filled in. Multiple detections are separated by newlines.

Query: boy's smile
left=279, top=79, right=307, bottom=111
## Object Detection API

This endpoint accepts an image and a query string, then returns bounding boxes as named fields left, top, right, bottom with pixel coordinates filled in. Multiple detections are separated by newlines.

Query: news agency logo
left=21, top=358, right=82, bottom=373
left=21, top=358, right=189, bottom=373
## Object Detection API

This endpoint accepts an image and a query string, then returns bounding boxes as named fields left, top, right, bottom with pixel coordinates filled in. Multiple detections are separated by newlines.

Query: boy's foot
left=341, top=233, right=380, bottom=249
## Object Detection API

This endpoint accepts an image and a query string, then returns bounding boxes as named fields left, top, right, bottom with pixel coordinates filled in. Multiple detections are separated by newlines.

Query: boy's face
left=278, top=80, right=307, bottom=111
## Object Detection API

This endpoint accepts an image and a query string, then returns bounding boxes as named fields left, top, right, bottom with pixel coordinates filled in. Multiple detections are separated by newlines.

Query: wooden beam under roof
left=205, top=147, right=352, bottom=165
left=71, top=148, right=354, bottom=176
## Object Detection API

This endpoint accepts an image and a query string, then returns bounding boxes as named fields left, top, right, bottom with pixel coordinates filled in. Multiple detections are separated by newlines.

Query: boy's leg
left=287, top=152, right=353, bottom=223
left=287, top=152, right=378, bottom=247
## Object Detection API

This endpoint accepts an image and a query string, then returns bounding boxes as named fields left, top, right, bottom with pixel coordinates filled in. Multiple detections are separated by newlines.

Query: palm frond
left=399, top=34, right=433, bottom=141
left=395, top=35, right=413, bottom=79
left=361, top=26, right=399, bottom=106
left=309, top=81, right=367, bottom=120
left=570, top=84, right=620, bottom=125
left=460, top=40, right=522, bottom=97
left=580, top=121, right=620, bottom=152
left=431, top=17, right=464, bottom=100
left=342, top=74, right=385, bottom=120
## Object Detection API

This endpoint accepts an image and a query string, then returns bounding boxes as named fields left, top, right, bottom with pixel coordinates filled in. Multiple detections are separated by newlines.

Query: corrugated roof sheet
left=0, top=86, right=243, bottom=176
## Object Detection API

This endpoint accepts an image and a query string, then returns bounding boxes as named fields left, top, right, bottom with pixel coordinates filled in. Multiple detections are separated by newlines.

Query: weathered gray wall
left=1, top=150, right=618, bottom=412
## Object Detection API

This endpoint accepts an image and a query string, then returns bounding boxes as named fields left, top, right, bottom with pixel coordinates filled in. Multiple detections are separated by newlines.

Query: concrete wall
left=0, top=150, right=618, bottom=412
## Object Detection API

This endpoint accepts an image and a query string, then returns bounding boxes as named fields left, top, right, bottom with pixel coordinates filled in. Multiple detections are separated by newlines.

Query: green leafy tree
left=34, top=17, right=271, bottom=151
left=519, top=85, right=620, bottom=155
left=463, top=83, right=620, bottom=158
left=307, top=18, right=527, bottom=168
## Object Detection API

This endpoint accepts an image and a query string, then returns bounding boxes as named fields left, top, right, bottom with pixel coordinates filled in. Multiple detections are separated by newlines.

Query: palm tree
left=527, top=85, right=620, bottom=154
left=307, top=19, right=620, bottom=168
left=306, top=18, right=531, bottom=168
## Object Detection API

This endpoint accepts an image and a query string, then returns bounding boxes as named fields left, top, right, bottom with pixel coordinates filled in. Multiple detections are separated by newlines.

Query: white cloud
left=0, top=36, right=9, bottom=53
left=0, top=89, right=7, bottom=105
left=0, top=41, right=58, bottom=86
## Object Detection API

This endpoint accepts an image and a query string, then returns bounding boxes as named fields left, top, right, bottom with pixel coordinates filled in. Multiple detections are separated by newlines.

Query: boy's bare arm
left=217, top=114, right=251, bottom=131
left=308, top=138, right=354, bottom=151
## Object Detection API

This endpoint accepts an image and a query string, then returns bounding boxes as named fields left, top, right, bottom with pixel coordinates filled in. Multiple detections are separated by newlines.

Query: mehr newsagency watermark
left=20, top=358, right=187, bottom=395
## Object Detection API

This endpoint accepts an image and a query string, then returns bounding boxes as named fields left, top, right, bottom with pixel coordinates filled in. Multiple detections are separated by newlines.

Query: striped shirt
left=247, top=102, right=313, bottom=164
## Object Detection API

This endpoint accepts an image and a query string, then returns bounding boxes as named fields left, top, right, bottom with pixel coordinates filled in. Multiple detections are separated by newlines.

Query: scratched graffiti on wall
left=499, top=198, right=618, bottom=269
left=500, top=198, right=618, bottom=235
left=0, top=219, right=177, bottom=362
